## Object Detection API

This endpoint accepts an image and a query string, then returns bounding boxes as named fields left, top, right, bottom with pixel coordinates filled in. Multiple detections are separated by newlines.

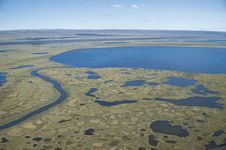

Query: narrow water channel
left=0, top=68, right=68, bottom=131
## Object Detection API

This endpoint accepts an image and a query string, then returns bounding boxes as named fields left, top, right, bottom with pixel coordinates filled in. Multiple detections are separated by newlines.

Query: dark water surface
left=32, top=52, right=48, bottom=54
left=154, top=97, right=223, bottom=109
left=150, top=120, right=189, bottom=137
left=95, top=99, right=137, bottom=106
left=50, top=46, right=226, bottom=74
left=212, top=130, right=225, bottom=137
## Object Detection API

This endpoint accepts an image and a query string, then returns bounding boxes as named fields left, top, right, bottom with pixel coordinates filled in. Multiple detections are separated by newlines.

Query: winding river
left=0, top=68, right=68, bottom=131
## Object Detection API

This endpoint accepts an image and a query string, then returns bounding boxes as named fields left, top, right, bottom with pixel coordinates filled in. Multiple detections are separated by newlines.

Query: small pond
left=150, top=120, right=189, bottom=137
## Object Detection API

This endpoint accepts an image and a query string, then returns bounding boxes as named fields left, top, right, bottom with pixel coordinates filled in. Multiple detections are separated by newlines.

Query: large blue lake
left=50, top=46, right=226, bottom=74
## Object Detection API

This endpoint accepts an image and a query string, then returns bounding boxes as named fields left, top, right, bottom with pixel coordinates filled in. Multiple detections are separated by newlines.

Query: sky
left=0, top=0, right=226, bottom=31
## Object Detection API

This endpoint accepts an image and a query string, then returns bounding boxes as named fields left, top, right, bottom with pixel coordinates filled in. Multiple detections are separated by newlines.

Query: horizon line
left=0, top=28, right=226, bottom=33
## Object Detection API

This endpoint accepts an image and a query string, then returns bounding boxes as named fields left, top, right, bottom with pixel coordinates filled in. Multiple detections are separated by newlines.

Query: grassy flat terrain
left=0, top=30, right=226, bottom=150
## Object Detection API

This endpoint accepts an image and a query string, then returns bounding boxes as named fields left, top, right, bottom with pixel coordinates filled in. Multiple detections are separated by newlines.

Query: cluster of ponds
left=50, top=46, right=225, bottom=110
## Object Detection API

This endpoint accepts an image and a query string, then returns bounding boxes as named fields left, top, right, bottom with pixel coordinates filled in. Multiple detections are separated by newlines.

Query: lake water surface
left=50, top=46, right=226, bottom=74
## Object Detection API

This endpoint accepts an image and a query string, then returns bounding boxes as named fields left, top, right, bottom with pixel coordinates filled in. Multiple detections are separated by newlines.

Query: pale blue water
left=50, top=46, right=226, bottom=74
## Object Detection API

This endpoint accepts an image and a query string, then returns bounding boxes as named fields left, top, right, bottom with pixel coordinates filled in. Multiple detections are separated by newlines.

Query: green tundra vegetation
left=0, top=30, right=226, bottom=150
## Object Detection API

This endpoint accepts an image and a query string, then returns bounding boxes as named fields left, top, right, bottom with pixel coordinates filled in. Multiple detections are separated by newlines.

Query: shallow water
left=50, top=46, right=226, bottom=74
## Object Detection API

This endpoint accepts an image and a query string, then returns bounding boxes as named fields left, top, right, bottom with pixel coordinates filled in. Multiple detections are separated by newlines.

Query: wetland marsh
left=0, top=30, right=226, bottom=150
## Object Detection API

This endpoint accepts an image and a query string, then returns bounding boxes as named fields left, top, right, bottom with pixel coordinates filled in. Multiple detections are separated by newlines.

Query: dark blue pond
left=150, top=120, right=189, bottom=137
left=153, top=97, right=223, bottom=109
left=95, top=99, right=137, bottom=106
left=50, top=46, right=226, bottom=74
left=165, top=77, right=197, bottom=87
left=0, top=72, right=6, bottom=87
